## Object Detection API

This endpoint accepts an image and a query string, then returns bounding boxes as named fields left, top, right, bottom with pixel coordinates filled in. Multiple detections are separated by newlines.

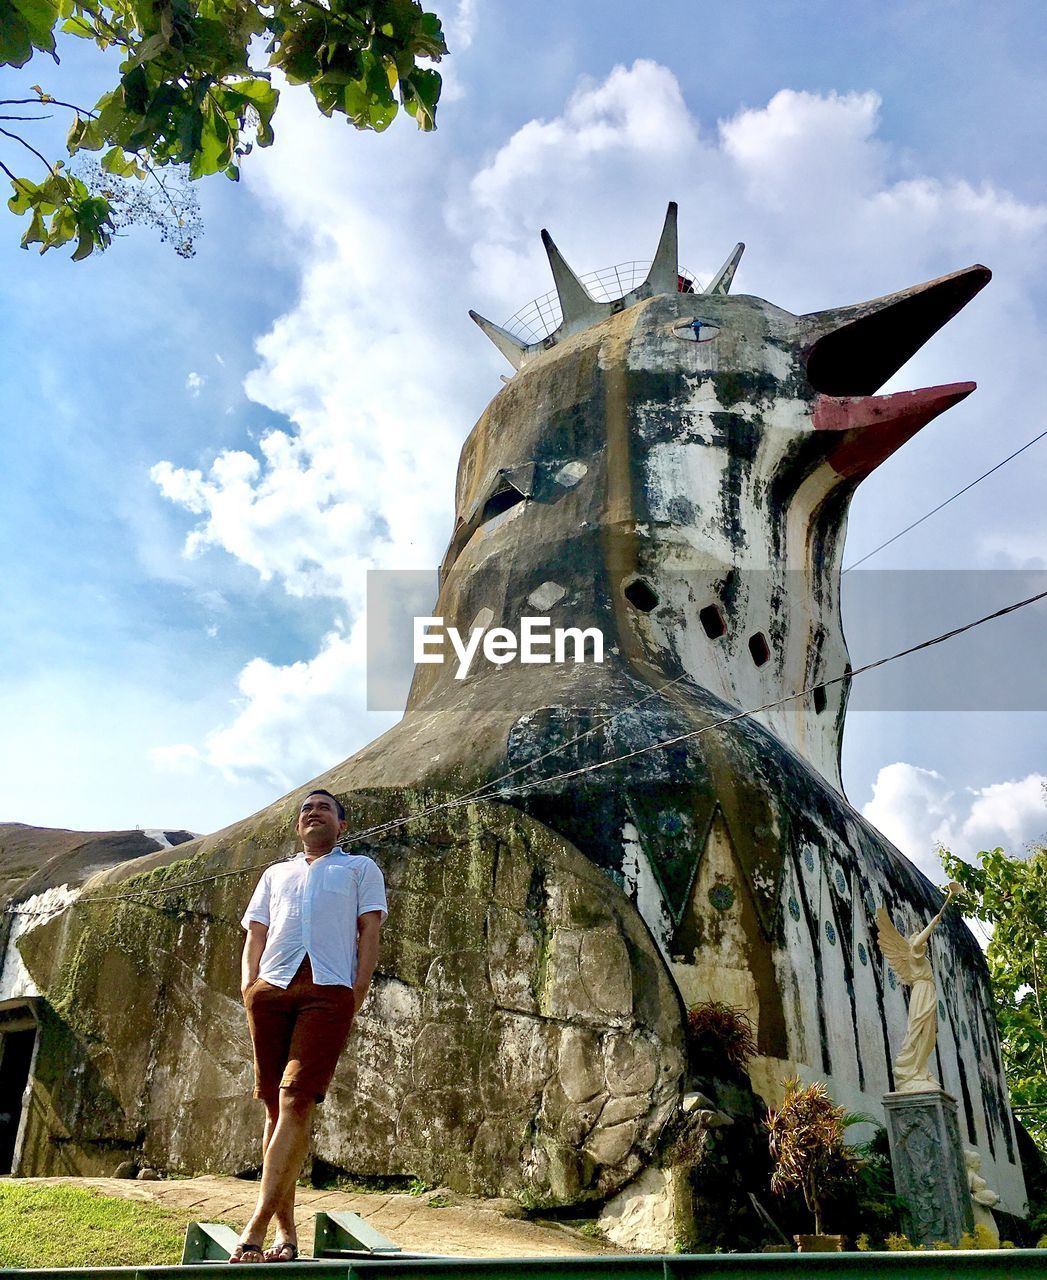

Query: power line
left=497, top=588, right=1047, bottom=795
left=843, top=427, right=1047, bottom=572
left=10, top=586, right=1044, bottom=918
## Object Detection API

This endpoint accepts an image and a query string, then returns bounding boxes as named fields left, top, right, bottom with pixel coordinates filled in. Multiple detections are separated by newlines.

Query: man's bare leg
left=261, top=1099, right=301, bottom=1241
left=232, top=1092, right=315, bottom=1262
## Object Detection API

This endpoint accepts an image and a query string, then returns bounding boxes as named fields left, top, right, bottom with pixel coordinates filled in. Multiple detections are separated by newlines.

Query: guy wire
left=8, top=586, right=1045, bottom=917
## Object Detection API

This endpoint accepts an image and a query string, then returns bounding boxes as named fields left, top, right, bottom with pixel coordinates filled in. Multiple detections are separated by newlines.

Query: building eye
left=672, top=318, right=721, bottom=343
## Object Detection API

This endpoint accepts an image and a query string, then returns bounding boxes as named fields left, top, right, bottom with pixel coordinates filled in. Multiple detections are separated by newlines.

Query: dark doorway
left=0, top=1026, right=36, bottom=1173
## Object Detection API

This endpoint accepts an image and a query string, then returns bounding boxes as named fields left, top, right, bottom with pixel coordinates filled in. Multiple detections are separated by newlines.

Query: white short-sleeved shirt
left=241, top=850, right=387, bottom=988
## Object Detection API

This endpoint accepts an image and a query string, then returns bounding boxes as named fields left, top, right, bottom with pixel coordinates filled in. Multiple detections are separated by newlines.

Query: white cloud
left=151, top=64, right=1047, bottom=787
left=152, top=626, right=398, bottom=789
left=862, top=762, right=1047, bottom=880
left=150, top=743, right=203, bottom=775
left=185, top=371, right=205, bottom=397
left=720, top=89, right=886, bottom=211
left=444, top=0, right=476, bottom=52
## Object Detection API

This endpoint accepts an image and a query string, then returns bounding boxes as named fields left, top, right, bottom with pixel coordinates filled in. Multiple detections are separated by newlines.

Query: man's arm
left=241, top=921, right=268, bottom=998
left=353, top=911, right=383, bottom=1011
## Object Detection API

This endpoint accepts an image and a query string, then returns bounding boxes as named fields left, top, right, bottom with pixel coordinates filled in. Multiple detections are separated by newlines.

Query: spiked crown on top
left=469, top=202, right=744, bottom=370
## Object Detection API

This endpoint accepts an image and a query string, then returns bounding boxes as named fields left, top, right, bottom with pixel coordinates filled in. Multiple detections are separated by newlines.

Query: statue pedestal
left=883, top=1089, right=973, bottom=1245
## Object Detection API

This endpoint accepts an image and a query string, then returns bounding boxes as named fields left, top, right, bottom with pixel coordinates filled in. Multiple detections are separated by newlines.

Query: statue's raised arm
left=876, top=884, right=960, bottom=1093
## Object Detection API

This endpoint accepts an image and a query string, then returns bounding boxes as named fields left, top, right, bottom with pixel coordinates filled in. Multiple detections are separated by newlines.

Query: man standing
left=231, top=789, right=386, bottom=1263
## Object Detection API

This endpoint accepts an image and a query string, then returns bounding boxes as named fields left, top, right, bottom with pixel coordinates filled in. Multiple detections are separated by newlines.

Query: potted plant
left=767, top=1078, right=862, bottom=1251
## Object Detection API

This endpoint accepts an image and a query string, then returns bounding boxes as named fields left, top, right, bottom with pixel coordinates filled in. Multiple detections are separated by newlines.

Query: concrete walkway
left=18, top=1176, right=618, bottom=1259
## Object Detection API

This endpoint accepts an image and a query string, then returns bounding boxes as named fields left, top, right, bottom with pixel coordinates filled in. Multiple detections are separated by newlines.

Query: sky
left=1, top=0, right=1045, bottom=882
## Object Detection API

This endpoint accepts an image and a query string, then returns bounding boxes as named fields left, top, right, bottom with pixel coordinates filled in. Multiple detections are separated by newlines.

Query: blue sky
left=1, top=0, right=1044, bottom=875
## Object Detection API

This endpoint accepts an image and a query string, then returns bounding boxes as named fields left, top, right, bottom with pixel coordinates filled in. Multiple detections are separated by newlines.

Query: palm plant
left=766, top=1078, right=863, bottom=1236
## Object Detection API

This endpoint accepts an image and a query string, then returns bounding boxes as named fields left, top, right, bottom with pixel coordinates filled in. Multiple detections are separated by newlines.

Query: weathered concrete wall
left=19, top=794, right=684, bottom=1202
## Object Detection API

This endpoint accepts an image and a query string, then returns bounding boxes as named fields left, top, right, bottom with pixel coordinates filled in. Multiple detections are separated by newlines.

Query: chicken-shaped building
left=14, top=205, right=1026, bottom=1224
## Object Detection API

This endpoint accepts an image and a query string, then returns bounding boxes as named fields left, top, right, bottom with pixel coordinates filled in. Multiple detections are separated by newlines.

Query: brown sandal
left=229, top=1241, right=265, bottom=1263
left=265, top=1240, right=300, bottom=1262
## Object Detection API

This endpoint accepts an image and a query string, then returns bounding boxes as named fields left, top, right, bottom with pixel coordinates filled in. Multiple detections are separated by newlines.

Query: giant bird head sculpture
left=411, top=203, right=988, bottom=791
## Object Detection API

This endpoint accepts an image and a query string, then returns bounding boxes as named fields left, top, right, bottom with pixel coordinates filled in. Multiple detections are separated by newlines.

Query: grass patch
left=0, top=1182, right=226, bottom=1268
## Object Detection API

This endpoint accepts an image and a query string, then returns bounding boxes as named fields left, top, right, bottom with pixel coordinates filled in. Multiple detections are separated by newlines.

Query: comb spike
left=468, top=310, right=527, bottom=371
left=641, top=201, right=679, bottom=295
left=541, top=229, right=597, bottom=326
left=703, top=243, right=745, bottom=295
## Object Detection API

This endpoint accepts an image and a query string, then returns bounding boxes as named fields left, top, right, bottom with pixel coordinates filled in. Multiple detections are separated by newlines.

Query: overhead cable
left=843, top=427, right=1047, bottom=572
left=10, top=586, right=1043, bottom=917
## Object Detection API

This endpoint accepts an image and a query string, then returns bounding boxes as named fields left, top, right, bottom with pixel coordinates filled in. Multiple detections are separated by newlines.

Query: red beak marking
left=813, top=383, right=976, bottom=479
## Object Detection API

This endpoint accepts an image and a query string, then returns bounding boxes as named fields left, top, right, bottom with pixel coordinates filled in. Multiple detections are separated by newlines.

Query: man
left=231, top=788, right=386, bottom=1263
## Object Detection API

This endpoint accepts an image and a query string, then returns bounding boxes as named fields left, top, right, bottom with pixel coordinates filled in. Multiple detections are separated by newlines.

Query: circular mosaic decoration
left=864, top=891, right=877, bottom=919
left=708, top=883, right=735, bottom=912
left=857, top=942, right=868, bottom=966
left=788, top=895, right=801, bottom=922
left=657, top=810, right=684, bottom=834
left=938, top=1000, right=947, bottom=1020
left=835, top=869, right=847, bottom=894
left=888, top=969, right=897, bottom=990
left=825, top=921, right=836, bottom=945
left=804, top=847, right=815, bottom=872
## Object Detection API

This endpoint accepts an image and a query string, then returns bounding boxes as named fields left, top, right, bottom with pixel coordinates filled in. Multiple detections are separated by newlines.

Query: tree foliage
left=940, top=840, right=1047, bottom=1153
left=0, top=0, right=446, bottom=258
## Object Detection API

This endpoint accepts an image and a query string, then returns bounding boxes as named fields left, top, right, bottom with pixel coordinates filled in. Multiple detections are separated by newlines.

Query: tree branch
left=1032, top=948, right=1047, bottom=1077
left=1, top=98, right=97, bottom=115
left=0, top=125, right=62, bottom=175
left=0, top=157, right=33, bottom=191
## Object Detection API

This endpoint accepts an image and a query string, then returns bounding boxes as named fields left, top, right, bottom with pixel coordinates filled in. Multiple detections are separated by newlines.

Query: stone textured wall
left=18, top=792, right=684, bottom=1202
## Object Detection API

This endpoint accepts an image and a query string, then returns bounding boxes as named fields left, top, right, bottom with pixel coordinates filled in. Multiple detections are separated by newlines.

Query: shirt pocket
left=323, top=866, right=358, bottom=897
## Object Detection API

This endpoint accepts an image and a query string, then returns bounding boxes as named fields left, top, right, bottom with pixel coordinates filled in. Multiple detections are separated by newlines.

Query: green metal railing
left=8, top=1250, right=1047, bottom=1279
left=4, top=1212, right=1046, bottom=1279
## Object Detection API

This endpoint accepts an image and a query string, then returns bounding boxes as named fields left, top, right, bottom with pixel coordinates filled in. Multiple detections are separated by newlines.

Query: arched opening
left=0, top=1001, right=38, bottom=1175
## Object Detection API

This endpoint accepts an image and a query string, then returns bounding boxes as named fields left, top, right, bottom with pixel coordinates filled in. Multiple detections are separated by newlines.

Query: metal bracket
left=313, top=1209, right=401, bottom=1257
left=181, top=1222, right=243, bottom=1263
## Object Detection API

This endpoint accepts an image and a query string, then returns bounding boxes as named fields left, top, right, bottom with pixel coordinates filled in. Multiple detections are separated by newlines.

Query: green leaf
left=66, top=112, right=106, bottom=152
left=189, top=101, right=231, bottom=177
left=59, top=13, right=94, bottom=36
left=19, top=208, right=47, bottom=247
left=401, top=65, right=439, bottom=130
left=8, top=177, right=39, bottom=215
left=47, top=202, right=77, bottom=247
left=0, top=7, right=35, bottom=66
left=2, top=0, right=60, bottom=65
left=100, top=145, right=139, bottom=176
left=126, top=31, right=169, bottom=66
left=414, top=9, right=446, bottom=58
left=223, top=76, right=278, bottom=146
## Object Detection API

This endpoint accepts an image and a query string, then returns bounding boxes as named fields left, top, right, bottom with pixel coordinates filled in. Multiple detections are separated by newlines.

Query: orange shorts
left=244, top=956, right=355, bottom=1103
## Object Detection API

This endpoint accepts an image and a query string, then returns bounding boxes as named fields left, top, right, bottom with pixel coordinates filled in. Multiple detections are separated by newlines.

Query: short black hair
left=301, top=788, right=346, bottom=821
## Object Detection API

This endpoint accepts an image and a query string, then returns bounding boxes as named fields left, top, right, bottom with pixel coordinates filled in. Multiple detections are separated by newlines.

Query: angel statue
left=965, top=1148, right=1001, bottom=1243
left=875, top=884, right=960, bottom=1093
